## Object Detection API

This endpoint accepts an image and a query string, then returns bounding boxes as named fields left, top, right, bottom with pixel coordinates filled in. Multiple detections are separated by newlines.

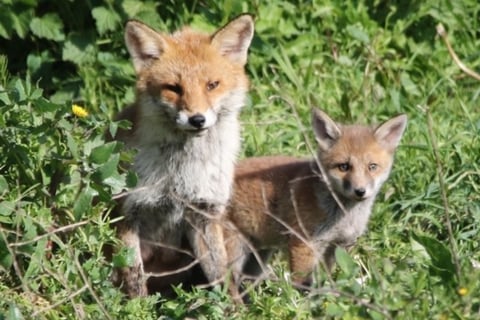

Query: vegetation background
left=0, top=0, right=479, bottom=319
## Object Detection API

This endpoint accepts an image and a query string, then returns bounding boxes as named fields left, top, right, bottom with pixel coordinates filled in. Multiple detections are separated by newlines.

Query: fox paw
left=112, top=266, right=148, bottom=298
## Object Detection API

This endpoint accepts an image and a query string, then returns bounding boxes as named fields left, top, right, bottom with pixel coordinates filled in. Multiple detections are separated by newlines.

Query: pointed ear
left=124, top=20, right=167, bottom=73
left=374, top=114, right=407, bottom=151
left=211, top=14, right=254, bottom=65
left=312, top=108, right=342, bottom=151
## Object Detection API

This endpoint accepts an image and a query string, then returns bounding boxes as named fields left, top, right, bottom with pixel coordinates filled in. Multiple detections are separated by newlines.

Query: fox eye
left=163, top=84, right=183, bottom=95
left=368, top=163, right=378, bottom=171
left=337, top=163, right=350, bottom=172
left=206, top=80, right=219, bottom=91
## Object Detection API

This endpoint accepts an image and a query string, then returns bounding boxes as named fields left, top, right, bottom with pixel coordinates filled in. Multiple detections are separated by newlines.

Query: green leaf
left=0, top=11, right=12, bottom=39
left=90, top=182, right=112, bottom=202
left=0, top=175, right=8, bottom=194
left=73, top=189, right=93, bottom=221
left=0, top=89, right=11, bottom=105
left=112, top=247, right=136, bottom=268
left=325, top=302, right=344, bottom=316
left=66, top=133, right=78, bottom=159
left=62, top=33, right=96, bottom=65
left=83, top=136, right=106, bottom=158
left=116, top=119, right=133, bottom=132
left=389, top=88, right=401, bottom=110
left=29, top=14, right=65, bottom=41
left=92, top=6, right=121, bottom=35
left=335, top=247, right=357, bottom=277
left=58, top=118, right=73, bottom=132
left=411, top=233, right=456, bottom=282
left=24, top=237, right=48, bottom=279
left=29, top=87, right=43, bottom=100
left=7, top=303, right=24, bottom=320
left=26, top=52, right=43, bottom=74
left=337, top=55, right=353, bottom=66
left=368, top=309, right=385, bottom=320
left=0, top=251, right=12, bottom=271
left=346, top=24, right=370, bottom=44
left=0, top=213, right=12, bottom=224
left=121, top=0, right=145, bottom=18
left=126, top=170, right=137, bottom=188
left=12, top=10, right=31, bottom=39
left=108, top=121, right=118, bottom=140
left=0, top=234, right=12, bottom=269
left=94, top=153, right=120, bottom=180
left=89, top=142, right=118, bottom=164
left=0, top=201, right=15, bottom=216
left=13, top=78, right=27, bottom=102
left=400, top=72, right=421, bottom=96
left=35, top=97, right=58, bottom=113
left=104, top=173, right=127, bottom=194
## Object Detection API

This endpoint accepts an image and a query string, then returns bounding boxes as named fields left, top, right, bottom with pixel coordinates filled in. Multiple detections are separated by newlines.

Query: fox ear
left=312, top=108, right=342, bottom=150
left=125, top=20, right=167, bottom=73
left=211, top=14, right=254, bottom=65
left=374, top=114, right=407, bottom=151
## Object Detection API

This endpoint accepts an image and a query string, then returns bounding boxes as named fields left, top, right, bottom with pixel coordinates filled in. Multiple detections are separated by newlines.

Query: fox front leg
left=223, top=222, right=252, bottom=300
left=114, top=224, right=148, bottom=297
left=288, top=238, right=318, bottom=288
left=186, top=211, right=232, bottom=290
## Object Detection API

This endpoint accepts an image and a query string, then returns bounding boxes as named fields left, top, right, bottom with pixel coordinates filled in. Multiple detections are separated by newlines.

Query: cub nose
left=354, top=188, right=366, bottom=197
left=188, top=114, right=206, bottom=128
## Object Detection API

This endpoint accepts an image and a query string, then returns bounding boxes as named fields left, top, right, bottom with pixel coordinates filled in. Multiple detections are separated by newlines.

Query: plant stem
left=425, top=107, right=462, bottom=284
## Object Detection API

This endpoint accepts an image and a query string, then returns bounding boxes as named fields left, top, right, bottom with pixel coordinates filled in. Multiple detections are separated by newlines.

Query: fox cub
left=111, top=15, right=254, bottom=297
left=223, top=108, right=407, bottom=295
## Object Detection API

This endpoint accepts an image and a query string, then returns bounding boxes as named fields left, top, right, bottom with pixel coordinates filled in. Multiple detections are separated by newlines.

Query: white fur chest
left=315, top=195, right=375, bottom=247
left=134, top=121, right=237, bottom=202
left=122, top=113, right=240, bottom=236
left=331, top=200, right=374, bottom=245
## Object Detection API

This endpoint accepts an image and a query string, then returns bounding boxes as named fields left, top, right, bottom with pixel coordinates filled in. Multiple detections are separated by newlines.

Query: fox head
left=124, top=14, right=254, bottom=136
left=312, top=108, right=407, bottom=202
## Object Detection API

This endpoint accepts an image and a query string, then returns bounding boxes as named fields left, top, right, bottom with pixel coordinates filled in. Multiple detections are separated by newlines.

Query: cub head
left=312, top=108, right=407, bottom=202
left=124, top=14, right=254, bottom=136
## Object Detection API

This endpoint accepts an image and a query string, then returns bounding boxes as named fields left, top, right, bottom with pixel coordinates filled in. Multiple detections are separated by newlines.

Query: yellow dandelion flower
left=458, top=287, right=468, bottom=296
left=72, top=104, right=89, bottom=118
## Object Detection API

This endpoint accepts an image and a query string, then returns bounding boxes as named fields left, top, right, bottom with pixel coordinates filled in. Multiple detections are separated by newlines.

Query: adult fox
left=222, top=108, right=407, bottom=298
left=111, top=14, right=255, bottom=297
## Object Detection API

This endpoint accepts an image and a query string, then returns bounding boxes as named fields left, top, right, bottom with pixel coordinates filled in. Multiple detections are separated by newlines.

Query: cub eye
left=337, top=163, right=350, bottom=172
left=206, top=80, right=219, bottom=91
left=162, top=84, right=183, bottom=95
left=368, top=163, right=378, bottom=171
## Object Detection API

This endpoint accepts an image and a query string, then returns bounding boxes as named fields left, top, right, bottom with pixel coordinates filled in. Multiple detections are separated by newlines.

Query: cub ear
left=374, top=114, right=407, bottom=151
left=211, top=14, right=254, bottom=65
left=312, top=108, right=342, bottom=151
left=124, top=20, right=167, bottom=73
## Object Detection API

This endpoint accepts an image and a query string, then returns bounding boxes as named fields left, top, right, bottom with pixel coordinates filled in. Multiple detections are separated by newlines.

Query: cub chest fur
left=311, top=195, right=374, bottom=248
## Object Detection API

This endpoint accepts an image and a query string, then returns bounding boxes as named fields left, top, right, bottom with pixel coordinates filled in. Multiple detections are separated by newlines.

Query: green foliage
left=0, top=73, right=143, bottom=318
left=1, top=0, right=480, bottom=318
left=158, top=286, right=238, bottom=319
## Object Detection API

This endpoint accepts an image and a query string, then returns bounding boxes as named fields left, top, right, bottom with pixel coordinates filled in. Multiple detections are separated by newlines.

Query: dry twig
left=436, top=23, right=480, bottom=81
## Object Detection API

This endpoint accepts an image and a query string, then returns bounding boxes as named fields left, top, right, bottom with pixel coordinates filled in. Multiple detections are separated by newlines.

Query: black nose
left=354, top=188, right=366, bottom=197
left=188, top=114, right=206, bottom=128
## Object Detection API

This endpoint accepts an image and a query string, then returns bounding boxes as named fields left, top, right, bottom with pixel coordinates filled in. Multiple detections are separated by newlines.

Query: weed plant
left=0, top=0, right=479, bottom=319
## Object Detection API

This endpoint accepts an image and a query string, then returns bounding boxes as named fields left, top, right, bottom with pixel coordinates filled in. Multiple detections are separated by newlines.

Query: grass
left=1, top=0, right=480, bottom=319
